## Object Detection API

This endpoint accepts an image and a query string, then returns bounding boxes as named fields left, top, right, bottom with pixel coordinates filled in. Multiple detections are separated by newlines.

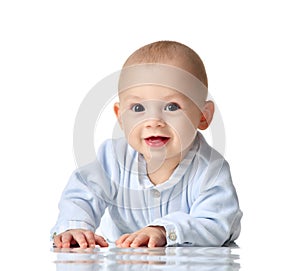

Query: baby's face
left=114, top=85, right=203, bottom=163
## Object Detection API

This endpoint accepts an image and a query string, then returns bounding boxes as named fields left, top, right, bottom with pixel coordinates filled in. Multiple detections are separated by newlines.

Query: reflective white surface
left=52, top=246, right=240, bottom=271
left=1, top=1, right=300, bottom=271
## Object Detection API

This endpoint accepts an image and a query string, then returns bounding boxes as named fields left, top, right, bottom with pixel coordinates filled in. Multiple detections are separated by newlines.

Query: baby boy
left=52, top=40, right=242, bottom=248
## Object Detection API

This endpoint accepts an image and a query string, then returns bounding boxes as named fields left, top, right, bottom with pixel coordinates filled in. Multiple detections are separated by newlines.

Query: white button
left=168, top=231, right=177, bottom=241
left=152, top=189, right=161, bottom=198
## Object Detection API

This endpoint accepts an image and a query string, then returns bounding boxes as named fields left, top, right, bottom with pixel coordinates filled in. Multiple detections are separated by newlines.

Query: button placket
left=149, top=188, right=162, bottom=220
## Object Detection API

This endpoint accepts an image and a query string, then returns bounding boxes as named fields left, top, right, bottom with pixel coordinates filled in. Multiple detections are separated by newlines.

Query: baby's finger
left=148, top=235, right=161, bottom=248
left=130, top=234, right=149, bottom=248
left=115, top=233, right=130, bottom=246
left=83, top=231, right=96, bottom=248
left=120, top=234, right=137, bottom=247
left=72, top=231, right=88, bottom=248
left=61, top=232, right=73, bottom=248
left=94, top=234, right=109, bottom=247
left=53, top=234, right=63, bottom=248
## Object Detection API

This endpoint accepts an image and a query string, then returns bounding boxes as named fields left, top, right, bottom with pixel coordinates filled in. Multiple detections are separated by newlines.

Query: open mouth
left=144, top=136, right=170, bottom=147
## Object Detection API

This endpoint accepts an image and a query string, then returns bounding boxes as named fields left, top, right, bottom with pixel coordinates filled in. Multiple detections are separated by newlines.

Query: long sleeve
left=50, top=161, right=112, bottom=237
left=150, top=159, right=242, bottom=247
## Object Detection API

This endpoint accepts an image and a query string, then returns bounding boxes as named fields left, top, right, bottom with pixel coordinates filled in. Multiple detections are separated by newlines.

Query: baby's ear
left=198, top=101, right=214, bottom=130
left=113, top=102, right=123, bottom=129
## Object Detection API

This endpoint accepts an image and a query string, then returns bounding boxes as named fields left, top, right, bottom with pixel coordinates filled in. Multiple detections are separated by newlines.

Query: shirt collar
left=137, top=132, right=202, bottom=190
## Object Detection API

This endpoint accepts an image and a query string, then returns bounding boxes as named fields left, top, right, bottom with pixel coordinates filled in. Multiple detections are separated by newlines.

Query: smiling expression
left=114, top=85, right=203, bottom=163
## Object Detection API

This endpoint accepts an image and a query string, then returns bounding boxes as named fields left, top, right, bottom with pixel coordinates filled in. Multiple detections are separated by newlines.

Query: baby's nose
left=144, top=105, right=166, bottom=127
left=144, top=117, right=166, bottom=128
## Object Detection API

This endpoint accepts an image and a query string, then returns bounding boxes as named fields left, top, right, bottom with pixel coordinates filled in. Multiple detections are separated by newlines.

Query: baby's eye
left=131, top=103, right=145, bottom=112
left=164, top=102, right=181, bottom=111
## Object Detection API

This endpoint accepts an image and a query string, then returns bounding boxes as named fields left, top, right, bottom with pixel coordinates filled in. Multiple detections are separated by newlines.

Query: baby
left=52, top=40, right=242, bottom=248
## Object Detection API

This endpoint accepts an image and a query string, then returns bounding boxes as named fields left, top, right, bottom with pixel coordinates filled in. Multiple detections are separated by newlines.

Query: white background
left=1, top=0, right=299, bottom=270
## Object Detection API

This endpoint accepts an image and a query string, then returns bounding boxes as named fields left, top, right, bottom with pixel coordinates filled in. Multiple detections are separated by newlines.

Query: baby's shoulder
left=195, top=133, right=227, bottom=167
left=74, top=138, right=132, bottom=187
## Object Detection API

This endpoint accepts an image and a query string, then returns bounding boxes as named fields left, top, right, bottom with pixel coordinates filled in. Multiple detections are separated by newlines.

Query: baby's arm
left=53, top=229, right=108, bottom=248
left=51, top=161, right=111, bottom=247
left=115, top=226, right=166, bottom=248
left=148, top=161, right=242, bottom=247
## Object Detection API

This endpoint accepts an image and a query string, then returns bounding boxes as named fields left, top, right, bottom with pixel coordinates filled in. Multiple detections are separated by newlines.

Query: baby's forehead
left=120, top=85, right=188, bottom=98
left=118, top=63, right=208, bottom=108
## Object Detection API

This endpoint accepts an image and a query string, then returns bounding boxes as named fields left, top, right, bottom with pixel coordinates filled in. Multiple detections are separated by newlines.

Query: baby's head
left=114, top=41, right=214, bottom=165
left=122, top=40, right=208, bottom=88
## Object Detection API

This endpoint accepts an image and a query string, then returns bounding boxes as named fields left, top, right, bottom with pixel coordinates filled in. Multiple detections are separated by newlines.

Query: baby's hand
left=53, top=229, right=108, bottom=248
left=115, top=226, right=166, bottom=248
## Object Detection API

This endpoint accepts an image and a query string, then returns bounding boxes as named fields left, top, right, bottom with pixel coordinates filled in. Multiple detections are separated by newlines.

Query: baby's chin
left=142, top=149, right=184, bottom=164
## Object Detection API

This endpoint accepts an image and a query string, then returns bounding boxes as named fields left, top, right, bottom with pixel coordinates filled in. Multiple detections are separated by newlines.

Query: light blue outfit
left=51, top=132, right=242, bottom=246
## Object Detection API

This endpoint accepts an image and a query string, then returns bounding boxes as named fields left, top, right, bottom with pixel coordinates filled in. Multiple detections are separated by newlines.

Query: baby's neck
left=146, top=156, right=181, bottom=186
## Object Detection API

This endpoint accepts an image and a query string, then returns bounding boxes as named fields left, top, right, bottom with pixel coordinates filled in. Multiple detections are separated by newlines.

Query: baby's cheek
left=121, top=111, right=143, bottom=138
left=165, top=113, right=197, bottom=149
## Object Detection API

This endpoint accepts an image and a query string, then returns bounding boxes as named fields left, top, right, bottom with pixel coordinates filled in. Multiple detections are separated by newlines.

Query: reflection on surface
left=52, top=246, right=240, bottom=271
